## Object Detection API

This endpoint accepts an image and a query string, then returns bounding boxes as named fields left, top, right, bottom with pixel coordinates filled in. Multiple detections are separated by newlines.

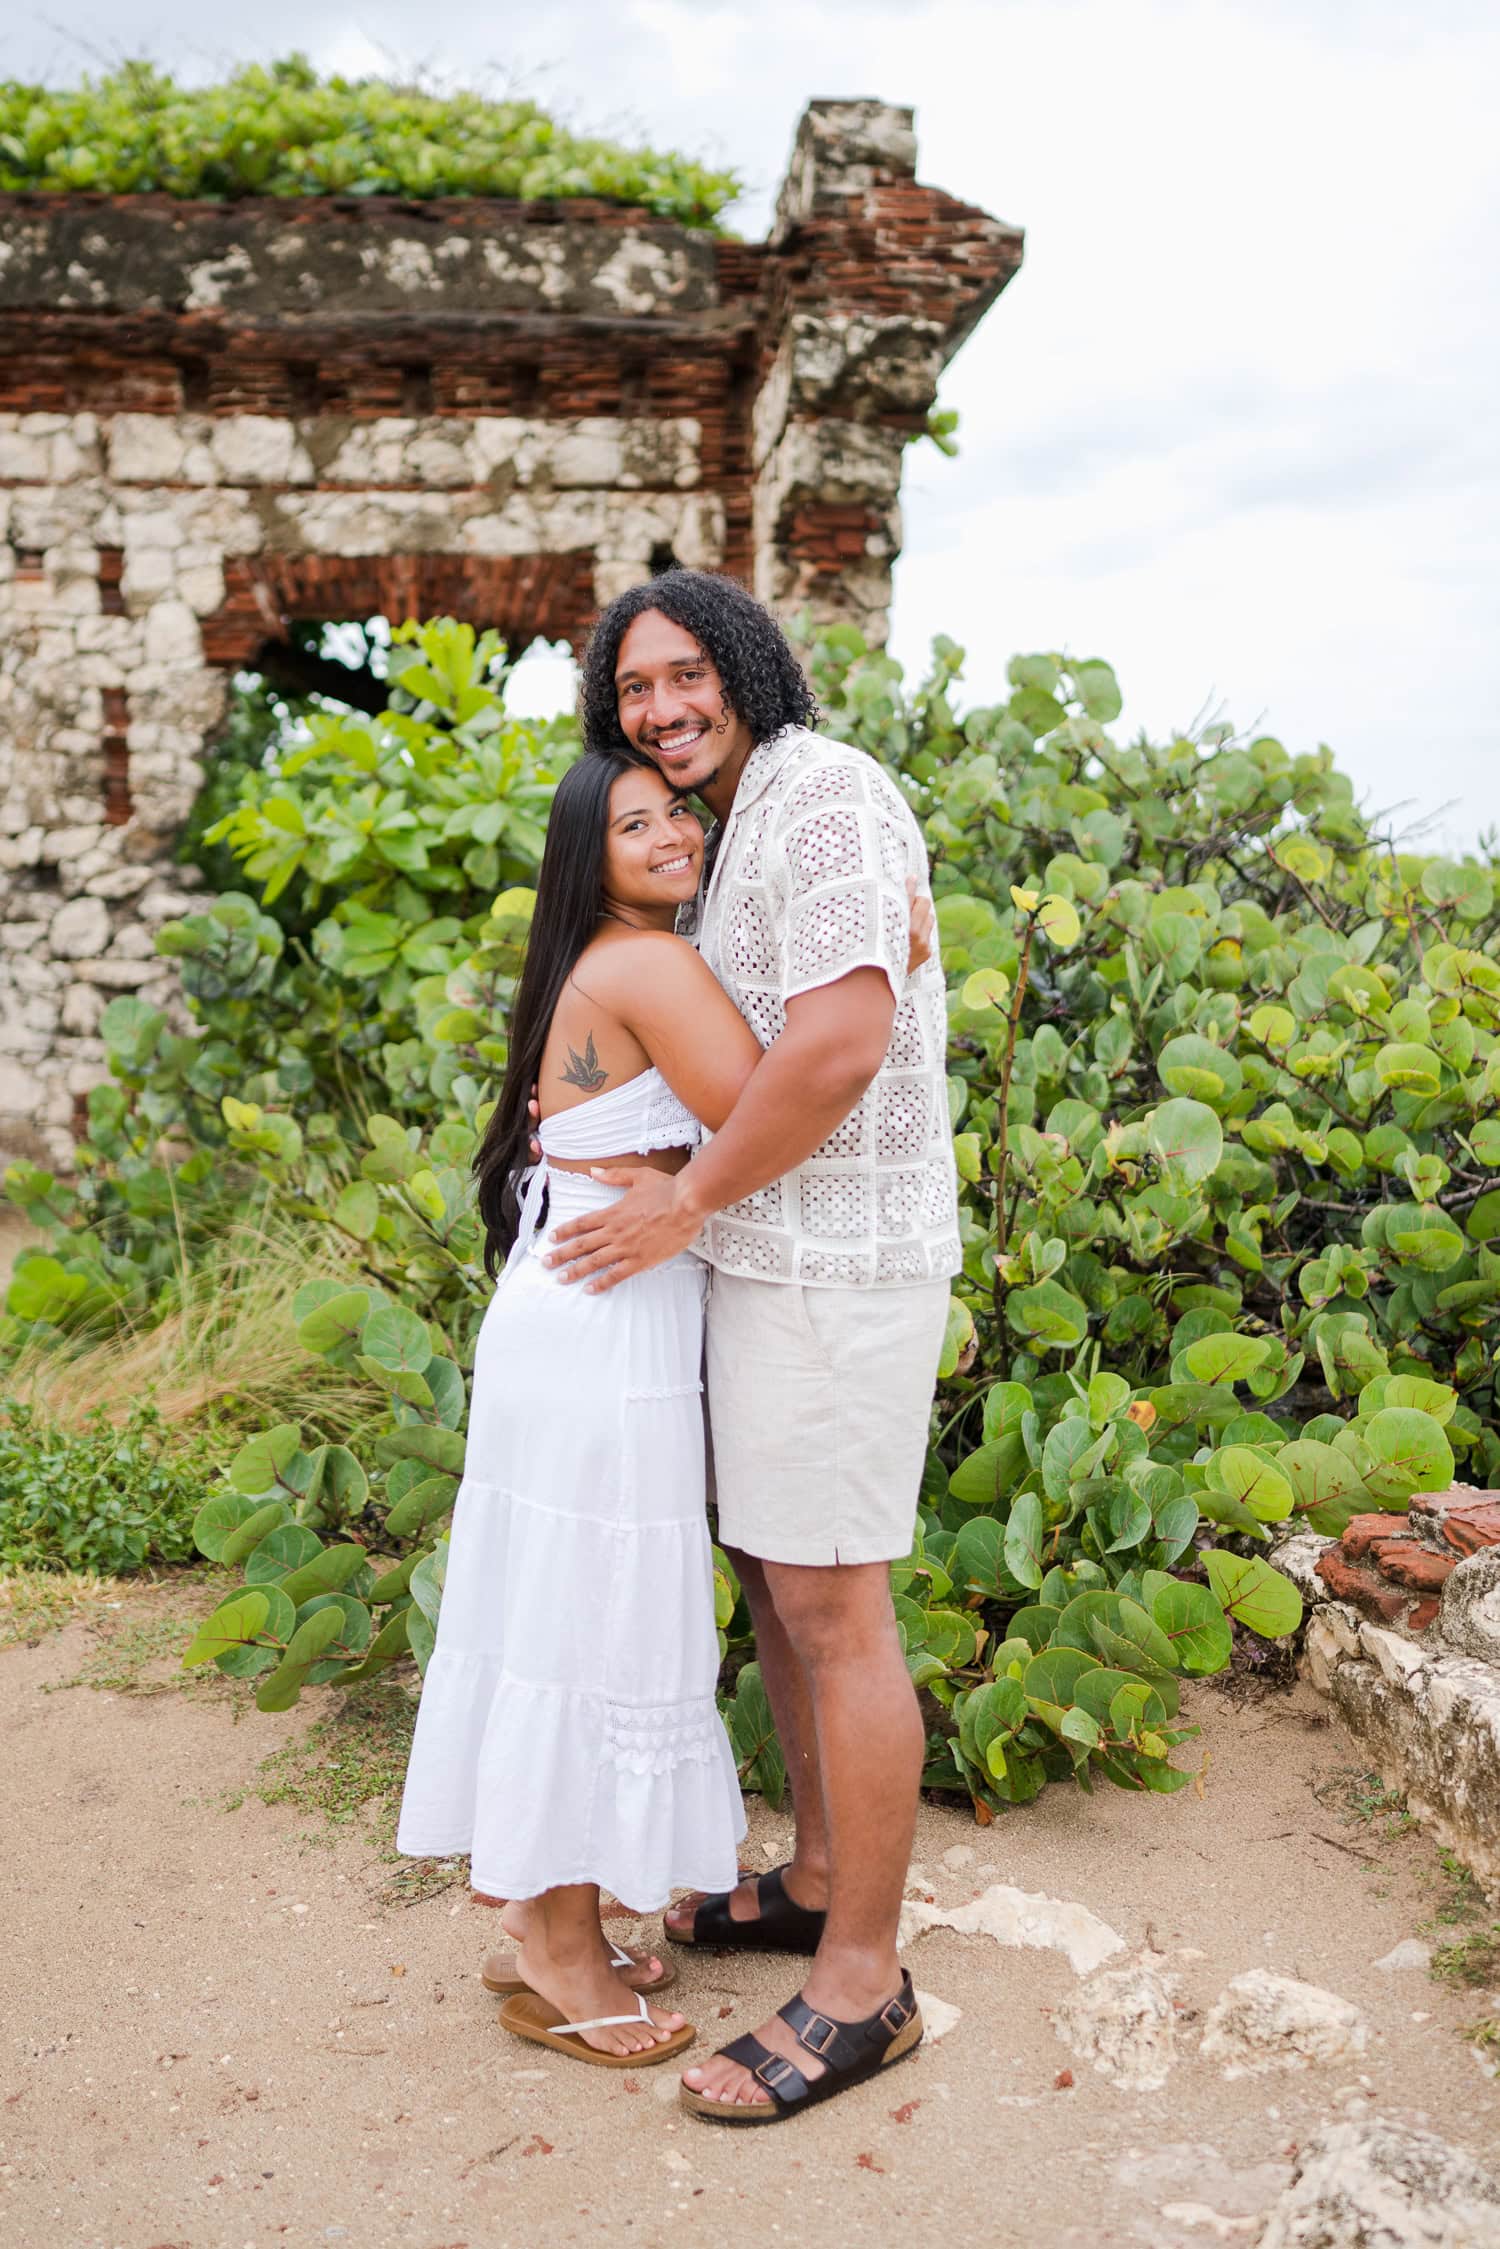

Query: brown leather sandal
left=667, top=1864, right=826, bottom=1955
left=680, top=1973, right=922, bottom=2124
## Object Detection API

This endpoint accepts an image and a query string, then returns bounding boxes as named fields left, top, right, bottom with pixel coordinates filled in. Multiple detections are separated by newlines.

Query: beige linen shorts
left=705, top=1270, right=950, bottom=1568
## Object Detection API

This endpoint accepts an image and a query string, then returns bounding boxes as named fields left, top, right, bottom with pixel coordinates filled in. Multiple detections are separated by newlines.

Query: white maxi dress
left=395, top=1068, right=746, bottom=1910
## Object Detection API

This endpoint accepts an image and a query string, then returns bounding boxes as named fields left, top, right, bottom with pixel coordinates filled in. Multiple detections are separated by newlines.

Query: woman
left=395, top=749, right=765, bottom=2067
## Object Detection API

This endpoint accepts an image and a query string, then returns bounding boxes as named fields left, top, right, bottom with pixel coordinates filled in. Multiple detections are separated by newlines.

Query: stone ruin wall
left=0, top=100, right=1021, bottom=1167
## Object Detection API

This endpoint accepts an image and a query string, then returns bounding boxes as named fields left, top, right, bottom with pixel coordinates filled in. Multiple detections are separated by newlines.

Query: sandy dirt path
left=3, top=1580, right=1496, bottom=2249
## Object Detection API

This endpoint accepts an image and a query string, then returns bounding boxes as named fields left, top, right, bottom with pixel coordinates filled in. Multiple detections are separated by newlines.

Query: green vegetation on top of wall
left=0, top=57, right=740, bottom=227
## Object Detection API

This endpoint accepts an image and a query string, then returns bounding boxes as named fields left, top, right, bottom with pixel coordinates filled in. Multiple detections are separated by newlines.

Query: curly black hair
left=578, top=568, right=818, bottom=755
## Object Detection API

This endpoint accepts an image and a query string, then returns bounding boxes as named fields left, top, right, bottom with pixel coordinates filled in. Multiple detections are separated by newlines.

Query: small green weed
left=1430, top=1848, right=1489, bottom=1928
left=1465, top=2017, right=1500, bottom=2068
left=246, top=1676, right=419, bottom=1845
left=44, top=1571, right=238, bottom=1694
left=1314, top=1766, right=1418, bottom=1839
left=58, top=1605, right=231, bottom=1697
left=1431, top=1928, right=1500, bottom=1989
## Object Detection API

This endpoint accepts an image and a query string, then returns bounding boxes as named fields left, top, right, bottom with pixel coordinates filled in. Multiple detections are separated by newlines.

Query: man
left=546, top=569, right=959, bottom=2122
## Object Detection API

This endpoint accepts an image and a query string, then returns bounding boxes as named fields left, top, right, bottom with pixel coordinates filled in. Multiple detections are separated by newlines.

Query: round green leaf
left=1202, top=1549, right=1303, bottom=1640
left=1158, top=1034, right=1243, bottom=1108
left=295, top=1592, right=374, bottom=1681
left=949, top=1440, right=1025, bottom=1508
left=1151, top=1581, right=1233, bottom=1675
left=227, top=1421, right=303, bottom=1497
left=1003, top=1492, right=1046, bottom=1589
left=1207, top=1446, right=1294, bottom=1522
left=279, top=1542, right=371, bottom=1606
left=1362, top=1408, right=1454, bottom=1504
left=218, top=1500, right=292, bottom=1568
left=1008, top=1280, right=1090, bottom=1349
left=938, top=1293, right=975, bottom=1381
left=1024, top=1646, right=1101, bottom=1707
left=244, top=1523, right=325, bottom=1584
left=384, top=1474, right=459, bottom=1541
left=332, top=1184, right=380, bottom=1241
left=296, top=1289, right=371, bottom=1356
left=361, top=1304, right=434, bottom=1375
left=318, top=1445, right=370, bottom=1520
left=409, top=1538, right=449, bottom=1628
left=1276, top=1440, right=1369, bottom=1537
left=191, top=1492, right=263, bottom=1562
left=339, top=1604, right=413, bottom=1683
left=1466, top=1190, right=1500, bottom=1244
left=1072, top=659, right=1122, bottom=724
left=373, top=1425, right=466, bottom=1475
left=1374, top=1043, right=1441, bottom=1096
left=1036, top=893, right=1082, bottom=949
left=212, top=1581, right=296, bottom=1678
left=1181, top=1333, right=1272, bottom=1387
left=1147, top=1098, right=1224, bottom=1188
left=183, top=1590, right=270, bottom=1669
left=961, top=967, right=1011, bottom=1011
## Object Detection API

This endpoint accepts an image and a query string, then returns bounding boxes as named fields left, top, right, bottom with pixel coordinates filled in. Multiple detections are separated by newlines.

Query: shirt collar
left=725, top=724, right=808, bottom=816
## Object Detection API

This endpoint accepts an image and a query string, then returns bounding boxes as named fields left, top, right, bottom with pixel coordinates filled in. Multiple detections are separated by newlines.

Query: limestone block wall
left=0, top=100, right=1022, bottom=1165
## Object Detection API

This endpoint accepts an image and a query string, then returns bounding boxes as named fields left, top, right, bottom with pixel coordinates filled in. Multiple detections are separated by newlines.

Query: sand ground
left=3, top=1579, right=1497, bottom=2249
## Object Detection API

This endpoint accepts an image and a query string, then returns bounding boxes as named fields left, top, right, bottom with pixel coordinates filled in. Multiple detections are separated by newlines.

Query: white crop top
left=506, top=1067, right=702, bottom=1273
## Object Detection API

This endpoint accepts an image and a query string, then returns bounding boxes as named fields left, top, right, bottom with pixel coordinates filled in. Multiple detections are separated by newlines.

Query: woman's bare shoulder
left=575, top=929, right=700, bottom=992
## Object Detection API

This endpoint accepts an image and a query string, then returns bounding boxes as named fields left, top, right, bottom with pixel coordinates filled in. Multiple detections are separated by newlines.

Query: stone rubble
left=1275, top=1495, right=1500, bottom=1901
left=1435, top=1549, right=1500, bottom=1669
left=1254, top=2118, right=1500, bottom=2248
left=1050, top=1945, right=1181, bottom=2091
left=897, top=1879, right=1127, bottom=1977
left=1199, top=1971, right=1368, bottom=2079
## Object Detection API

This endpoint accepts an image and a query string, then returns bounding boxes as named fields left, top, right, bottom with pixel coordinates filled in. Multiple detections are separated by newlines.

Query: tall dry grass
left=3, top=1205, right=383, bottom=1446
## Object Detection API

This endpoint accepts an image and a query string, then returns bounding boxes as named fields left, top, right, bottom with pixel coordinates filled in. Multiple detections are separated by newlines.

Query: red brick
left=1440, top=1501, right=1500, bottom=1556
left=1367, top=1540, right=1455, bottom=1595
left=1341, top=1512, right=1416, bottom=1560
left=1315, top=1550, right=1408, bottom=1622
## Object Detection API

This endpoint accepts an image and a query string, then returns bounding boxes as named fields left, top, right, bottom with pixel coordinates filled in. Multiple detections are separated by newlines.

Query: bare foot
left=664, top=1860, right=826, bottom=1944
left=495, top=1898, right=665, bottom=1990
left=680, top=1963, right=903, bottom=2109
left=515, top=1931, right=687, bottom=2058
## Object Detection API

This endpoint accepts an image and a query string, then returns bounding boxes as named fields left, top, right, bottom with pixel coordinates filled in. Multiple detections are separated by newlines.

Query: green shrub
left=0, top=1400, right=215, bottom=1573
left=0, top=57, right=738, bottom=225
left=7, top=617, right=1498, bottom=1810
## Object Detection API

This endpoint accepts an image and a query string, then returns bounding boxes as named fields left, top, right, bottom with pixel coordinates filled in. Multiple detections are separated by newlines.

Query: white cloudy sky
left=13, top=2, right=1500, bottom=843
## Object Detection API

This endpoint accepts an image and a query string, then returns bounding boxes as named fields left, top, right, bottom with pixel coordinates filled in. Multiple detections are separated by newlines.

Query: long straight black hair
left=473, top=747, right=645, bottom=1277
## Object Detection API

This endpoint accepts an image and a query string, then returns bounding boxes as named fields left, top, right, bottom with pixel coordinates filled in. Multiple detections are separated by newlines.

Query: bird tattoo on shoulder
left=559, top=1032, right=609, bottom=1093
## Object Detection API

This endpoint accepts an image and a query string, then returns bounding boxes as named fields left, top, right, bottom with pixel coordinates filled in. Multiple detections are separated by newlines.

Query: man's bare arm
left=545, top=968, right=898, bottom=1289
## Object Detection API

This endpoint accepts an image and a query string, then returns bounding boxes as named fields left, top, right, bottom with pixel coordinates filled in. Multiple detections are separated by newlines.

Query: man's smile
left=649, top=721, right=709, bottom=765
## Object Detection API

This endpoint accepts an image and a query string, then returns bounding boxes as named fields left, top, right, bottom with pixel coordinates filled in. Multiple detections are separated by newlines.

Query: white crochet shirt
left=680, top=725, right=961, bottom=1289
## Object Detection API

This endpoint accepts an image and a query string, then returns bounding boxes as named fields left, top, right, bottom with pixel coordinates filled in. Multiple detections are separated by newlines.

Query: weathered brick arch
left=0, top=99, right=1022, bottom=1163
left=204, top=553, right=601, bottom=674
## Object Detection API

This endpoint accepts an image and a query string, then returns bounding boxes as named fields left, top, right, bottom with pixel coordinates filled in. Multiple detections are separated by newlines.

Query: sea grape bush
left=6, top=618, right=1498, bottom=1814
left=0, top=57, right=739, bottom=226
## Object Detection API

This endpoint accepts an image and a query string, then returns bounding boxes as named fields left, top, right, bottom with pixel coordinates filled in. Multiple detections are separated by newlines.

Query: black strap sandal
left=680, top=1971, right=923, bottom=2125
left=668, top=1864, right=827, bottom=1954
